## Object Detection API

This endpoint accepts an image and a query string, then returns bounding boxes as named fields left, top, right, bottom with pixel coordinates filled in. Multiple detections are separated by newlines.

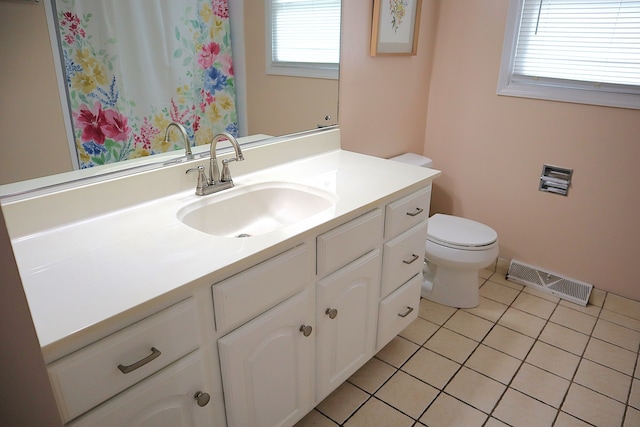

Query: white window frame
left=497, top=0, right=640, bottom=110
left=265, top=0, right=340, bottom=80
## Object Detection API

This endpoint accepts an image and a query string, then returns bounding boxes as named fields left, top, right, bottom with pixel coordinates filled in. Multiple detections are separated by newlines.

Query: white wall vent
left=506, top=260, right=593, bottom=306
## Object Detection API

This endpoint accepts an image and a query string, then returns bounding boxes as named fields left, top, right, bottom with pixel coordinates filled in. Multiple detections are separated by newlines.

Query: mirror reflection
left=0, top=0, right=340, bottom=196
left=56, top=0, right=242, bottom=169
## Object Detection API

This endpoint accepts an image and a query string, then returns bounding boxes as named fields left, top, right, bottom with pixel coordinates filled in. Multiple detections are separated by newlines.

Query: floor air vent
left=506, top=260, right=593, bottom=306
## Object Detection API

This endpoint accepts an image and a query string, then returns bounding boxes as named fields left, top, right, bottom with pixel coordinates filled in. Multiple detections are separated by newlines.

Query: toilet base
left=421, top=265, right=480, bottom=309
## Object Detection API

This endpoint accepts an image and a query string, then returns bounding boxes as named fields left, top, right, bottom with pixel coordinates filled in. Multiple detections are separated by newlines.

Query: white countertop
left=5, top=136, right=439, bottom=357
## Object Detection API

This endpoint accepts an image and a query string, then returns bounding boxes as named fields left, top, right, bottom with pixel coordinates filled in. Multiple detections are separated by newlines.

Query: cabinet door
left=218, top=289, right=315, bottom=427
left=69, top=351, right=218, bottom=427
left=315, top=250, right=381, bottom=401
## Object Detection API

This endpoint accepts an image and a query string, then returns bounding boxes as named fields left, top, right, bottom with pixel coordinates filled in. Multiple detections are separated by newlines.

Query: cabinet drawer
left=381, top=221, right=428, bottom=298
left=384, top=186, right=430, bottom=239
left=376, top=274, right=422, bottom=350
left=213, top=244, right=310, bottom=333
left=48, top=298, right=199, bottom=422
left=317, top=209, right=383, bottom=276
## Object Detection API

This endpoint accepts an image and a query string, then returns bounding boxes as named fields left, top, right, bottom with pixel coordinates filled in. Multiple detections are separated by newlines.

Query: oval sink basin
left=177, top=183, right=337, bottom=238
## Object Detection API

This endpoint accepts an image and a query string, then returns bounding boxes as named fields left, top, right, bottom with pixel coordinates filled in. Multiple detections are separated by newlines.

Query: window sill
left=497, top=81, right=640, bottom=110
left=266, top=62, right=338, bottom=80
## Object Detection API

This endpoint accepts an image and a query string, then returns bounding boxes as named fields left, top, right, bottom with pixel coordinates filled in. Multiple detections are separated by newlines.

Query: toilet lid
left=428, top=214, right=497, bottom=248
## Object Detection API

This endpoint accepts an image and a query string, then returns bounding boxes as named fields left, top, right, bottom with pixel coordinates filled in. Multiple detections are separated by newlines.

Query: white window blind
left=498, top=0, right=640, bottom=109
left=266, top=0, right=341, bottom=79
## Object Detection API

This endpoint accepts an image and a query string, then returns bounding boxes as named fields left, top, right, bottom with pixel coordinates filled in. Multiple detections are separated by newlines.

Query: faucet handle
left=186, top=165, right=209, bottom=195
left=220, top=159, right=233, bottom=183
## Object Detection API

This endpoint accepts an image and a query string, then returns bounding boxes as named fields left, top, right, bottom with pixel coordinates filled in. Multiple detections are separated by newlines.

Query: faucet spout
left=164, top=122, right=192, bottom=159
left=209, top=132, right=244, bottom=183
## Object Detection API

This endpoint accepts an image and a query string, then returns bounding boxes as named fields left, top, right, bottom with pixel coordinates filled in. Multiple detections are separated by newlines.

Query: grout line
left=548, top=299, right=592, bottom=426
left=427, top=279, right=528, bottom=423
left=413, top=306, right=473, bottom=423
left=581, top=337, right=637, bottom=376
left=486, top=285, right=559, bottom=425
left=621, top=341, right=640, bottom=427
left=551, top=288, right=638, bottom=426
left=339, top=334, right=427, bottom=425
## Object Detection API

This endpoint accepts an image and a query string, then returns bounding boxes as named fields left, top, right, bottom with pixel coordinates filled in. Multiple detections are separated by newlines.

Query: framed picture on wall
left=371, top=0, right=422, bottom=56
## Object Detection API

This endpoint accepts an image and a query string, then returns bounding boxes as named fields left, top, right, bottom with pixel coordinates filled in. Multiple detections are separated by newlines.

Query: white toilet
left=390, top=153, right=499, bottom=308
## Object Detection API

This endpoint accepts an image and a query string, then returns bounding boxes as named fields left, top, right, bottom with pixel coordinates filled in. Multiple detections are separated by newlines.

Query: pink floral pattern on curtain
left=56, top=0, right=237, bottom=168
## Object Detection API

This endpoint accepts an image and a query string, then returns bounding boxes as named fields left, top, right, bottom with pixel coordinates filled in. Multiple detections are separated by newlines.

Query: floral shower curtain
left=55, top=0, right=238, bottom=169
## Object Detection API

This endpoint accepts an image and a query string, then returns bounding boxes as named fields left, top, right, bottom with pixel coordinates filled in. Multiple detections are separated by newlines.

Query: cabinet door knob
left=194, top=391, right=211, bottom=407
left=398, top=307, right=414, bottom=318
left=299, top=325, right=313, bottom=337
left=117, top=347, right=161, bottom=374
left=325, top=308, right=338, bottom=319
left=406, top=207, right=423, bottom=217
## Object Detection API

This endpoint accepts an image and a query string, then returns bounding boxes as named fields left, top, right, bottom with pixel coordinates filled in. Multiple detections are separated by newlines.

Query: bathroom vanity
left=1, top=129, right=440, bottom=427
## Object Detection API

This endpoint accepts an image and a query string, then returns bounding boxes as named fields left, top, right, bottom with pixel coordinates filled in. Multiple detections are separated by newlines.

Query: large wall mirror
left=0, top=0, right=340, bottom=198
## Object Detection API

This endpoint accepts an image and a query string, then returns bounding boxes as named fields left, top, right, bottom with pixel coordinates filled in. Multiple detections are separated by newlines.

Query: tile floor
left=295, top=265, right=640, bottom=427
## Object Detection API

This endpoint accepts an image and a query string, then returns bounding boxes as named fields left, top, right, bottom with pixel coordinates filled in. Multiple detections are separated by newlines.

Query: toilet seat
left=428, top=214, right=497, bottom=251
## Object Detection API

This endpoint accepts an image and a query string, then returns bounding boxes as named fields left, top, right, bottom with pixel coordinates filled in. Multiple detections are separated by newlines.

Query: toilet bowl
left=423, top=214, right=498, bottom=308
left=390, top=153, right=499, bottom=308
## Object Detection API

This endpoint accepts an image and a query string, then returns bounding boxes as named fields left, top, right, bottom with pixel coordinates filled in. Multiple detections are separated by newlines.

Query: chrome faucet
left=164, top=122, right=193, bottom=159
left=209, top=132, right=244, bottom=184
left=185, top=132, right=245, bottom=196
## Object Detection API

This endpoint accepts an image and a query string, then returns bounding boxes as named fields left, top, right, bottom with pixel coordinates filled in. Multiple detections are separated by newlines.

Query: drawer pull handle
left=403, top=254, right=420, bottom=265
left=117, top=347, right=161, bottom=374
left=299, top=325, right=313, bottom=337
left=406, top=207, right=423, bottom=217
left=398, top=307, right=414, bottom=318
left=325, top=308, right=338, bottom=319
left=194, top=391, right=211, bottom=407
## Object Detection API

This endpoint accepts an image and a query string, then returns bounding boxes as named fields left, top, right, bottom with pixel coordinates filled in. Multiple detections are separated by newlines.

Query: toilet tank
left=389, top=153, right=433, bottom=168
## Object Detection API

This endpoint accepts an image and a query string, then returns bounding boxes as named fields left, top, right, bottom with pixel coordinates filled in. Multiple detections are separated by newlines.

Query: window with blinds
left=266, top=0, right=341, bottom=79
left=497, top=0, right=640, bottom=109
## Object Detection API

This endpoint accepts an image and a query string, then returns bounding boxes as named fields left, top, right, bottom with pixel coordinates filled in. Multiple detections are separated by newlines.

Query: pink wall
left=423, top=0, right=640, bottom=300
left=339, top=0, right=439, bottom=158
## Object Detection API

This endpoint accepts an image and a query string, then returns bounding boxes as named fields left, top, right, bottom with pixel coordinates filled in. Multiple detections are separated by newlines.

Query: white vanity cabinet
left=47, top=298, right=220, bottom=426
left=314, top=209, right=383, bottom=401
left=12, top=136, right=442, bottom=427
left=44, top=186, right=432, bottom=427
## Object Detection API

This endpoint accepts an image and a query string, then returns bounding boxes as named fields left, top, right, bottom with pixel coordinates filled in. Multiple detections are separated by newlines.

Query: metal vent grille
left=506, top=260, right=593, bottom=306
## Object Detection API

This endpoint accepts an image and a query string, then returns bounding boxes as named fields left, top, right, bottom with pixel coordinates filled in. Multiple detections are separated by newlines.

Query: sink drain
left=236, top=233, right=251, bottom=238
